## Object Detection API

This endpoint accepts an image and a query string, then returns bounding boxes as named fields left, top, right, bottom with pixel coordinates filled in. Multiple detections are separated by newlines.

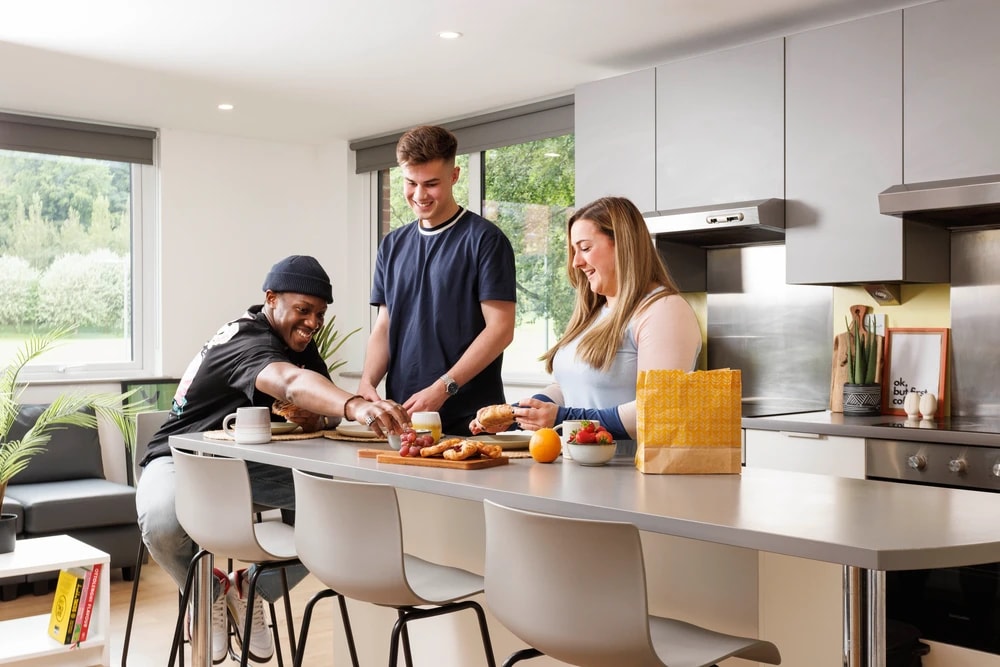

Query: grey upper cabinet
left=655, top=39, right=783, bottom=210
left=574, top=68, right=656, bottom=211
left=904, top=0, right=1000, bottom=183
left=785, top=11, right=948, bottom=284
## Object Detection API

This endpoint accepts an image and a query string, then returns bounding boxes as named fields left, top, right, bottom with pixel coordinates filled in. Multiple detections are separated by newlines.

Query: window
left=376, top=134, right=575, bottom=380
left=483, top=135, right=574, bottom=378
left=0, top=113, right=157, bottom=380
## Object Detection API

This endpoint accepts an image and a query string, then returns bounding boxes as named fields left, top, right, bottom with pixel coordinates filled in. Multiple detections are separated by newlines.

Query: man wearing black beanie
left=136, top=254, right=408, bottom=663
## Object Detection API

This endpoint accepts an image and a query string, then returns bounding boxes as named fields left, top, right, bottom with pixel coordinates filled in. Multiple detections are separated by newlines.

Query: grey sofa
left=0, top=404, right=140, bottom=600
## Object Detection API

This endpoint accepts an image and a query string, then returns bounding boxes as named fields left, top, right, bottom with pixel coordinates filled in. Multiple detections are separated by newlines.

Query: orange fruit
left=528, top=428, right=561, bottom=463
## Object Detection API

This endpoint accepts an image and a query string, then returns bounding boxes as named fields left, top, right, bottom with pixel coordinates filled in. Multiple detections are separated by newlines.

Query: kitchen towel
left=635, top=368, right=742, bottom=474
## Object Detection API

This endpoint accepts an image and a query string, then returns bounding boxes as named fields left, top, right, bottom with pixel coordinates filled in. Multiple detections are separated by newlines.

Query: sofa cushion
left=1, top=497, right=24, bottom=533
left=5, top=404, right=104, bottom=483
left=5, top=479, right=136, bottom=533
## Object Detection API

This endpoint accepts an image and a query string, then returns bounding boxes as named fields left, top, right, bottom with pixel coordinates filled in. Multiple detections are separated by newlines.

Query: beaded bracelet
left=342, top=394, right=365, bottom=421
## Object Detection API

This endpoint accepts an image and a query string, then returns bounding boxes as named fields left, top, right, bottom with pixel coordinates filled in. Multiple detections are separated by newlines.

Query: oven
left=867, top=418, right=1000, bottom=656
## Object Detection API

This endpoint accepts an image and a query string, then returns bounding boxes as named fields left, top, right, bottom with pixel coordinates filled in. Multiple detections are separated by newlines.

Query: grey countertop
left=170, top=432, right=1000, bottom=572
left=743, top=411, right=1000, bottom=447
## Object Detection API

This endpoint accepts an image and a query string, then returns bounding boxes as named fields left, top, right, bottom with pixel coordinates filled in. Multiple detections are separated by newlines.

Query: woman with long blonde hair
left=482, top=196, right=701, bottom=440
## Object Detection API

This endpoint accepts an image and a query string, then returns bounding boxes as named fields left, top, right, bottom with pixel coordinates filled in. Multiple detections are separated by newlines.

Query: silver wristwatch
left=440, top=374, right=459, bottom=396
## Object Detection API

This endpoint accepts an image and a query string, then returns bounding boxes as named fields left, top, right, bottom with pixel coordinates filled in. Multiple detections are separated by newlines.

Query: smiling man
left=137, top=254, right=408, bottom=663
left=358, top=125, right=517, bottom=435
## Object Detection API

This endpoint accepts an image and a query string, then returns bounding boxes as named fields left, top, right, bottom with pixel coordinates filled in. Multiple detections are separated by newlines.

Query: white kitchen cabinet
left=655, top=38, right=783, bottom=210
left=747, top=428, right=863, bottom=667
left=784, top=10, right=948, bottom=285
left=904, top=0, right=1000, bottom=183
left=743, top=428, right=865, bottom=479
left=574, top=68, right=656, bottom=212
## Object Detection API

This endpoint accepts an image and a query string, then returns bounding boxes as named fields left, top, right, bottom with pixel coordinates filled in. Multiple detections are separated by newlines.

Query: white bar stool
left=483, top=500, right=782, bottom=667
left=291, top=469, right=496, bottom=667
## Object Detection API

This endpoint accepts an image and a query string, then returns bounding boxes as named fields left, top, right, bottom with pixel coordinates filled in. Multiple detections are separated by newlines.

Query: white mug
left=222, top=406, right=272, bottom=445
left=553, top=420, right=601, bottom=460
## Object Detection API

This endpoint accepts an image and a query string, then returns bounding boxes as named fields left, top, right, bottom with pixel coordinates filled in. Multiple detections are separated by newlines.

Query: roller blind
left=0, top=112, right=156, bottom=165
left=351, top=95, right=573, bottom=173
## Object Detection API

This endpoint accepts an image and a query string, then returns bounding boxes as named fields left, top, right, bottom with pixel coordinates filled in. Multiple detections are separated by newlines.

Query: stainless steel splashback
left=951, top=229, right=1000, bottom=416
left=706, top=245, right=832, bottom=411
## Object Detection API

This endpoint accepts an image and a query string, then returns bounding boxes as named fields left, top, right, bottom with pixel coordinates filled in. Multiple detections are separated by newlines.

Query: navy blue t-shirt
left=371, top=209, right=516, bottom=434
left=140, top=305, right=330, bottom=464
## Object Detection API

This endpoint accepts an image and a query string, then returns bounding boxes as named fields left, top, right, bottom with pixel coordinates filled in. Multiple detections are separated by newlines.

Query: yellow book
left=48, top=567, right=86, bottom=644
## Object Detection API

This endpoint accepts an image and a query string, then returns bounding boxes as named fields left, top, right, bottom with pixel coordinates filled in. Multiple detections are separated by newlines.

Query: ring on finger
left=365, top=415, right=377, bottom=426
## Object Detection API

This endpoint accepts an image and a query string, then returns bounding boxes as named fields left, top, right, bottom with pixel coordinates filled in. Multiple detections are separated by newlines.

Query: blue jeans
left=135, top=456, right=307, bottom=603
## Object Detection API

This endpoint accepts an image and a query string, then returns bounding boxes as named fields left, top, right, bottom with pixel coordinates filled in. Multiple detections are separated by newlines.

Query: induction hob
left=872, top=416, right=1000, bottom=434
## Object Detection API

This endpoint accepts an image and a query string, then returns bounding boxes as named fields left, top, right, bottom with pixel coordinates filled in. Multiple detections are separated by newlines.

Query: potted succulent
left=842, top=314, right=882, bottom=416
left=0, top=326, right=139, bottom=553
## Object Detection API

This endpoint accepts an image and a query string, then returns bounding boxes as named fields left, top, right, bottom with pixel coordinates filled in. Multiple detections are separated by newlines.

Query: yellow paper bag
left=635, top=369, right=742, bottom=474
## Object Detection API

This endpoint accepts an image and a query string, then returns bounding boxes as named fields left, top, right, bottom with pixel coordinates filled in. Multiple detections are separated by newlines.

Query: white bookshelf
left=0, top=535, right=110, bottom=667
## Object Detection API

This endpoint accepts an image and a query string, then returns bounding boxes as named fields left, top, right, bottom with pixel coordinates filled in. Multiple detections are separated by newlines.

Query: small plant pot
left=843, top=383, right=882, bottom=416
left=0, top=513, right=16, bottom=554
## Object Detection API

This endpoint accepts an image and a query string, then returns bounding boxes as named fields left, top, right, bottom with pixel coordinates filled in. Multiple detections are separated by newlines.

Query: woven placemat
left=503, top=450, right=533, bottom=459
left=203, top=428, right=337, bottom=442
left=322, top=431, right=388, bottom=443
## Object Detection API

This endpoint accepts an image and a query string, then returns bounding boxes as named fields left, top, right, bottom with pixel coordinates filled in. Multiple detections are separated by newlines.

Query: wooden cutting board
left=357, top=448, right=509, bottom=470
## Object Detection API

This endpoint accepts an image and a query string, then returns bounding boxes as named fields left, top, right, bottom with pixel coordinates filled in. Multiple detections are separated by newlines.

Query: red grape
left=399, top=445, right=411, bottom=457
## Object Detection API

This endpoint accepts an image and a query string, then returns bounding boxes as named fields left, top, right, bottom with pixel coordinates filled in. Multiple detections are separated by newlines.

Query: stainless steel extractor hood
left=879, top=173, right=1000, bottom=228
left=643, top=198, right=785, bottom=247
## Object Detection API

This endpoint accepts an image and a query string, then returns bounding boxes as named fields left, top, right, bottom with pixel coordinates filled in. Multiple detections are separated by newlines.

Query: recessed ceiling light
left=438, top=31, right=462, bottom=40
left=217, top=103, right=234, bottom=111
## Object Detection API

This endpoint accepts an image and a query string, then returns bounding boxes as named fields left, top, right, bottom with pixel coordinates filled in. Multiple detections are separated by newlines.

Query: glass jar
left=411, top=411, right=442, bottom=444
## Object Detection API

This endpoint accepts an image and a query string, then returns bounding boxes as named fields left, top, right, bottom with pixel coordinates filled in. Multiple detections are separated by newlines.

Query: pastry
left=421, top=437, right=463, bottom=457
left=476, top=404, right=515, bottom=431
left=474, top=442, right=503, bottom=459
left=443, top=440, right=479, bottom=461
left=271, top=400, right=322, bottom=432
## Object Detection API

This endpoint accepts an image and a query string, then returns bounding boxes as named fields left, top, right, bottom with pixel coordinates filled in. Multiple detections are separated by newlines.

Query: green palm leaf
left=0, top=327, right=140, bottom=507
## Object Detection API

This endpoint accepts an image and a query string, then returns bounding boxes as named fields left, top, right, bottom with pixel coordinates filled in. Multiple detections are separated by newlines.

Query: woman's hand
left=512, top=396, right=559, bottom=431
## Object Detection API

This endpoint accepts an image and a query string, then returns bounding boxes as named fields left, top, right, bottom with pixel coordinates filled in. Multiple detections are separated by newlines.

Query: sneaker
left=225, top=568, right=274, bottom=663
left=186, top=569, right=230, bottom=664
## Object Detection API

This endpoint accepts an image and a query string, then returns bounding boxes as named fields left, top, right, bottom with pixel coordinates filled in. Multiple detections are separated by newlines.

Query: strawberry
left=568, top=429, right=579, bottom=443
left=574, top=429, right=597, bottom=444
left=595, top=431, right=613, bottom=444
left=581, top=421, right=597, bottom=434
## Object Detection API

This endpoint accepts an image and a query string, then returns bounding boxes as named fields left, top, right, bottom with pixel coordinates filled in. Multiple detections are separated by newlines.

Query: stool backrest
left=483, top=500, right=662, bottom=667
left=293, top=469, right=419, bottom=606
left=171, top=447, right=274, bottom=563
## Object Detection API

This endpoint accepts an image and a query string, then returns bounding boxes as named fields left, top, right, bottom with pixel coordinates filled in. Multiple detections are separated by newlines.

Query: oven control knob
left=906, top=454, right=927, bottom=470
left=948, top=458, right=967, bottom=474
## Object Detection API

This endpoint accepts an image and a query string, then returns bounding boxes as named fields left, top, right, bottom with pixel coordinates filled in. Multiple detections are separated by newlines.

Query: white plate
left=475, top=431, right=534, bottom=450
left=335, top=423, right=379, bottom=439
left=271, top=422, right=301, bottom=435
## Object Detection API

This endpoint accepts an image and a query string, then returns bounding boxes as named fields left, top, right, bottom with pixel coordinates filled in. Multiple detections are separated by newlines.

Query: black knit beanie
left=262, top=255, right=333, bottom=303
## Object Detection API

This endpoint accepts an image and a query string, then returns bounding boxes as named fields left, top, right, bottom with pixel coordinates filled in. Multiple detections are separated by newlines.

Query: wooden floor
left=0, top=560, right=342, bottom=666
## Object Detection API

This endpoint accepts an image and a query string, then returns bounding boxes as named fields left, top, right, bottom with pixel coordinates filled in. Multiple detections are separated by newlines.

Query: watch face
left=446, top=381, right=458, bottom=395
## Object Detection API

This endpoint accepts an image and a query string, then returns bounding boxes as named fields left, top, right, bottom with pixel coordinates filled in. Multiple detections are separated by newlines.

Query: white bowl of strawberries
left=566, top=422, right=616, bottom=466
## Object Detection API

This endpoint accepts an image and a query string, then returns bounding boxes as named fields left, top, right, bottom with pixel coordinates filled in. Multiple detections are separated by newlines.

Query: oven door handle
left=778, top=431, right=823, bottom=439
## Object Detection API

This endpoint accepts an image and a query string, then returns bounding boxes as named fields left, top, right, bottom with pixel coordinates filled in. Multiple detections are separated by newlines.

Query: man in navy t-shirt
left=360, top=125, right=516, bottom=435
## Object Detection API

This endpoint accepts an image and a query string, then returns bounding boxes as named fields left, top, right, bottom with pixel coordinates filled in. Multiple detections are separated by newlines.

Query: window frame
left=14, top=159, right=160, bottom=383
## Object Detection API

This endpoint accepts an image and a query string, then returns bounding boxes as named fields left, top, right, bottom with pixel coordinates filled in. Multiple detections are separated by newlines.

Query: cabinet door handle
left=779, top=431, right=823, bottom=439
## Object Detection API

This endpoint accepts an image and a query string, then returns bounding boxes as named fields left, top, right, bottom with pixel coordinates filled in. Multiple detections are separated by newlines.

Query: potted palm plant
left=842, top=314, right=882, bottom=416
left=0, top=326, right=139, bottom=553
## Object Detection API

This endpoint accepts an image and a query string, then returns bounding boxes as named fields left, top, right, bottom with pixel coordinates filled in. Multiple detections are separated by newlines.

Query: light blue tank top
left=552, top=307, right=639, bottom=410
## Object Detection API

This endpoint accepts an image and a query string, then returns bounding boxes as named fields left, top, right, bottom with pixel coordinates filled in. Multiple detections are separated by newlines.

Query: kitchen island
left=170, top=431, right=1000, bottom=667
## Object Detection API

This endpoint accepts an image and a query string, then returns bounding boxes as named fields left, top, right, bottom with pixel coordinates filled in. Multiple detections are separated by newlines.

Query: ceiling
left=0, top=0, right=930, bottom=145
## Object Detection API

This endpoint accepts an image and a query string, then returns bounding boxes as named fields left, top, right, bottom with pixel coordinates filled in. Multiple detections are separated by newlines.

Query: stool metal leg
left=293, top=589, right=359, bottom=667
left=502, top=648, right=544, bottom=667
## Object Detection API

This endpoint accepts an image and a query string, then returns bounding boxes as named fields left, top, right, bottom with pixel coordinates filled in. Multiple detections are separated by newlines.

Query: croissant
left=476, top=404, right=515, bottom=431
left=271, top=400, right=322, bottom=432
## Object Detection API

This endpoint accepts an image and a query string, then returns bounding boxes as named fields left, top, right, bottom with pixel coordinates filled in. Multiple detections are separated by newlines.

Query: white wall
left=158, top=129, right=364, bottom=376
